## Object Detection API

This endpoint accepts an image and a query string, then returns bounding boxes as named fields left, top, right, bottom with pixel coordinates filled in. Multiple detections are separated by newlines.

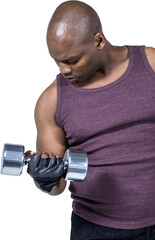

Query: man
left=27, top=1, right=155, bottom=239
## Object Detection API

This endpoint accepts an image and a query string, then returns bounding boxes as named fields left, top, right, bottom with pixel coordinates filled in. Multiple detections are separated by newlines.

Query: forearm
left=34, top=178, right=67, bottom=196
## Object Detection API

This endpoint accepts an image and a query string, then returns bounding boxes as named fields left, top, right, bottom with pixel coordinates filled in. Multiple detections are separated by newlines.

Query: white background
left=0, top=0, right=154, bottom=239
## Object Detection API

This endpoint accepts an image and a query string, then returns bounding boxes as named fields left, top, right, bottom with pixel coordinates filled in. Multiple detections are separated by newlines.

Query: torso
left=56, top=45, right=155, bottom=229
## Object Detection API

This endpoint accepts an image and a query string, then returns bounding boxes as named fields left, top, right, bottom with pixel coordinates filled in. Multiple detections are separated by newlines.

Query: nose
left=59, top=62, right=72, bottom=75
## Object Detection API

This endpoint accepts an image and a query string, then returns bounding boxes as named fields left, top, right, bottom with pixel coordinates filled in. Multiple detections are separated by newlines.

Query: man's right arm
left=34, top=79, right=68, bottom=195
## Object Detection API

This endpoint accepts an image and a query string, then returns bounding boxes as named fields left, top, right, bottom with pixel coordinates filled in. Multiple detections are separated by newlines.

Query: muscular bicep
left=36, top=120, right=67, bottom=157
left=35, top=80, right=68, bottom=158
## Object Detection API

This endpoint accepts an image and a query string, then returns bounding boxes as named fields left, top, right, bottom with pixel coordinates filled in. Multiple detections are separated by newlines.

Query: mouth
left=64, top=76, right=79, bottom=81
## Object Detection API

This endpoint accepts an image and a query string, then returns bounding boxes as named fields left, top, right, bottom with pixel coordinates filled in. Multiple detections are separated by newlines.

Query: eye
left=70, top=59, right=79, bottom=64
left=54, top=57, right=79, bottom=65
left=64, top=59, right=79, bottom=65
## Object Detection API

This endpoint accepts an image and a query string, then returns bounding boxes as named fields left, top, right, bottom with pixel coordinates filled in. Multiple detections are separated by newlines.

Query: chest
left=61, top=74, right=155, bottom=144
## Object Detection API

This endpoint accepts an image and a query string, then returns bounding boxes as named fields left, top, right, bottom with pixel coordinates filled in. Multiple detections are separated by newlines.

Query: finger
left=29, top=154, right=41, bottom=170
left=36, top=151, right=42, bottom=156
left=48, top=157, right=64, bottom=174
left=53, top=159, right=65, bottom=178
left=56, top=157, right=64, bottom=165
left=41, top=152, right=49, bottom=158
left=25, top=150, right=33, bottom=157
left=38, top=157, right=49, bottom=169
left=47, top=156, right=57, bottom=168
left=39, top=153, right=51, bottom=168
left=49, top=152, right=56, bottom=158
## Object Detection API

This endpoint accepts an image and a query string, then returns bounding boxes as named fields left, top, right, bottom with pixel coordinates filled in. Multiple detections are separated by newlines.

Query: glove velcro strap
left=37, top=180, right=60, bottom=192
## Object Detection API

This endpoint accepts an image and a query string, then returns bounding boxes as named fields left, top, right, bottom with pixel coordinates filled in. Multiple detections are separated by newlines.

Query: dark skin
left=34, top=1, right=155, bottom=195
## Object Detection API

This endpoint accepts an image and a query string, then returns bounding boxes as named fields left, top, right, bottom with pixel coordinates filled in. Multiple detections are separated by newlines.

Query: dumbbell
left=1, top=143, right=88, bottom=181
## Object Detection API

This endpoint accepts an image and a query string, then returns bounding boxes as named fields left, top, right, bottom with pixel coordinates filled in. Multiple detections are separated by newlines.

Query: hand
left=26, top=152, right=65, bottom=192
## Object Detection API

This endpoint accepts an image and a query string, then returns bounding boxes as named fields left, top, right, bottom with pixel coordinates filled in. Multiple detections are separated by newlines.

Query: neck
left=99, top=41, right=129, bottom=75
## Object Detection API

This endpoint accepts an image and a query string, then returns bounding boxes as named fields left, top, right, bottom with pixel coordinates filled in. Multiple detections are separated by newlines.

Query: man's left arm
left=145, top=47, right=155, bottom=72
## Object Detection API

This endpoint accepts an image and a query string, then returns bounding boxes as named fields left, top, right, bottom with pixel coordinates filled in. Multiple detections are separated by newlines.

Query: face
left=47, top=34, right=101, bottom=84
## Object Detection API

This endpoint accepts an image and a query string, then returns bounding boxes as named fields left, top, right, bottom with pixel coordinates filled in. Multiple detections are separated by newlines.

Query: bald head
left=47, top=1, right=102, bottom=46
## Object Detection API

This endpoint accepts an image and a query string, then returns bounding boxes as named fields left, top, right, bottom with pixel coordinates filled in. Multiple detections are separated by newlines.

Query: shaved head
left=47, top=1, right=103, bottom=47
left=46, top=1, right=106, bottom=83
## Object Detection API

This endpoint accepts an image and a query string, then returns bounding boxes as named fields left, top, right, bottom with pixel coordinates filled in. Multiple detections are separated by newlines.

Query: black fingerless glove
left=27, top=154, right=65, bottom=192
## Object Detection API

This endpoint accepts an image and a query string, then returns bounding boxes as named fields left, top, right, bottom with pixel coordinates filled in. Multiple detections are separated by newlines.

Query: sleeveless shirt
left=56, top=46, right=155, bottom=229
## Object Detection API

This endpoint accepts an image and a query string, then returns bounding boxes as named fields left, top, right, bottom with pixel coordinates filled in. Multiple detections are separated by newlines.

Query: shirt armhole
left=140, top=46, right=155, bottom=79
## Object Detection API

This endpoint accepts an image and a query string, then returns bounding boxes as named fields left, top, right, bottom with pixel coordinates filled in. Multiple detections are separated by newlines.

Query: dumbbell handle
left=1, top=143, right=88, bottom=181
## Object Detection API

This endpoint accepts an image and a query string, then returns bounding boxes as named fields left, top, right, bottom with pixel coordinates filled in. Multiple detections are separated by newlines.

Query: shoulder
left=35, top=79, right=58, bottom=122
left=144, top=46, right=155, bottom=71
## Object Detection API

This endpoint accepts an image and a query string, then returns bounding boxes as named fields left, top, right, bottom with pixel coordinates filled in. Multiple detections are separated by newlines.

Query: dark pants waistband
left=70, top=212, right=155, bottom=240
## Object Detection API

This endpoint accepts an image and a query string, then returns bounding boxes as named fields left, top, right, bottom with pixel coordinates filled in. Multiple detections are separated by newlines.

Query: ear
left=94, top=33, right=106, bottom=49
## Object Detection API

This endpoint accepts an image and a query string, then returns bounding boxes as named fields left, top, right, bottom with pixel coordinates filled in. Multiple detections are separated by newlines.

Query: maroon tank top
left=56, top=46, right=155, bottom=229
